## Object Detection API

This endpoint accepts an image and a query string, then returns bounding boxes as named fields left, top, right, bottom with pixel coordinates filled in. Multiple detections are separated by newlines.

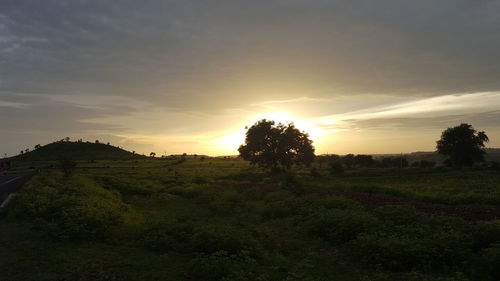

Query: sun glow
left=211, top=111, right=327, bottom=155
left=255, top=111, right=326, bottom=141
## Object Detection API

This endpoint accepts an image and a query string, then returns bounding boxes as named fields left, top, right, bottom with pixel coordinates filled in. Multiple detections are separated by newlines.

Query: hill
left=8, top=141, right=146, bottom=161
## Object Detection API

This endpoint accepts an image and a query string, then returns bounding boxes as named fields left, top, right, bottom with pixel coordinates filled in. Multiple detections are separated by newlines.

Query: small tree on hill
left=238, top=119, right=315, bottom=171
left=436, top=123, right=489, bottom=166
left=59, top=158, right=77, bottom=177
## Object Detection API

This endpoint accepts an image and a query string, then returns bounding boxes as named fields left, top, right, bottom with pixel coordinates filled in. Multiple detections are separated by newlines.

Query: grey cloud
left=1, top=1, right=500, bottom=155
left=0, top=0, right=499, bottom=109
left=337, top=111, right=500, bottom=131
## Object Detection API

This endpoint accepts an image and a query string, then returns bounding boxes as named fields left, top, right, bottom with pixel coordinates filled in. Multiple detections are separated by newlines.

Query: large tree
left=238, top=119, right=315, bottom=171
left=436, top=123, right=489, bottom=166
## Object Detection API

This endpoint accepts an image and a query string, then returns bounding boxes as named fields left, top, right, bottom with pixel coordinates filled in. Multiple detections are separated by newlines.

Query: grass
left=1, top=158, right=500, bottom=280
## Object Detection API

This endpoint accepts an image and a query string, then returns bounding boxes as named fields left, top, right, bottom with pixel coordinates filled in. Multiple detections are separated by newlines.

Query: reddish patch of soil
left=221, top=182, right=500, bottom=221
left=309, top=188, right=500, bottom=221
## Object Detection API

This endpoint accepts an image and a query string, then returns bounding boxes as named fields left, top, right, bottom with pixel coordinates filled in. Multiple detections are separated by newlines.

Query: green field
left=1, top=158, right=500, bottom=281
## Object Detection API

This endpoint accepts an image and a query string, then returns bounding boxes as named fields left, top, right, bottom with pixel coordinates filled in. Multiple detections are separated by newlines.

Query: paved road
left=0, top=173, right=35, bottom=202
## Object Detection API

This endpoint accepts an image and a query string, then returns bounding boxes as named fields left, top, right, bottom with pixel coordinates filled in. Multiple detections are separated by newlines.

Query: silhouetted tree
left=238, top=119, right=315, bottom=171
left=343, top=154, right=356, bottom=168
left=59, top=158, right=77, bottom=177
left=150, top=152, right=156, bottom=157
left=354, top=154, right=376, bottom=168
left=436, top=123, right=489, bottom=166
left=380, top=156, right=408, bottom=168
left=34, top=144, right=41, bottom=149
left=329, top=161, right=344, bottom=175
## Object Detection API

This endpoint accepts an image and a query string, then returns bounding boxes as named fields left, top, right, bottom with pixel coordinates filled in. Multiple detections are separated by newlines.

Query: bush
left=350, top=208, right=473, bottom=271
left=310, top=195, right=363, bottom=211
left=472, top=221, right=500, bottom=252
left=188, top=251, right=268, bottom=281
left=12, top=173, right=128, bottom=240
left=329, top=161, right=344, bottom=175
left=261, top=194, right=362, bottom=221
left=191, top=227, right=261, bottom=257
left=473, top=243, right=500, bottom=281
left=56, top=198, right=124, bottom=240
left=59, top=158, right=77, bottom=177
left=303, top=209, right=377, bottom=245
left=352, top=230, right=472, bottom=271
left=309, top=167, right=321, bottom=177
left=142, top=220, right=194, bottom=252
left=166, top=186, right=201, bottom=198
left=372, top=205, right=427, bottom=227
left=281, top=172, right=303, bottom=195
left=95, top=176, right=158, bottom=196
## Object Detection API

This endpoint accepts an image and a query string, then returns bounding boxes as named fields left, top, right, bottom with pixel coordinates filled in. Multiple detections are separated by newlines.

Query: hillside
left=8, top=141, right=146, bottom=161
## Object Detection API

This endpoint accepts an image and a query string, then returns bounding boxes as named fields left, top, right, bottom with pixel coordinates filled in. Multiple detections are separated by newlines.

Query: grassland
left=1, top=158, right=500, bottom=281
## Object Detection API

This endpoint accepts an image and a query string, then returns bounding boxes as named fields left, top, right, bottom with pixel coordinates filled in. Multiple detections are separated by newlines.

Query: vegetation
left=7, top=141, right=146, bottom=161
left=0, top=124, right=498, bottom=280
left=437, top=123, right=489, bottom=166
left=239, top=119, right=315, bottom=171
left=2, top=156, right=500, bottom=281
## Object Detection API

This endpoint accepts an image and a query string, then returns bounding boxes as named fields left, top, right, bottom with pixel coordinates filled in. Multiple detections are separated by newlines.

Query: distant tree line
left=317, top=154, right=426, bottom=174
left=238, top=120, right=492, bottom=172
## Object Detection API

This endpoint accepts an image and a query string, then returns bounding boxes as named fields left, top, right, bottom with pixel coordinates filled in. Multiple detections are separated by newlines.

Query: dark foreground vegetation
left=1, top=157, right=500, bottom=281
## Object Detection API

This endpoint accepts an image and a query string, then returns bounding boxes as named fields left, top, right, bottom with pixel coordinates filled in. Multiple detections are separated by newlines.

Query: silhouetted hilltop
left=9, top=141, right=145, bottom=161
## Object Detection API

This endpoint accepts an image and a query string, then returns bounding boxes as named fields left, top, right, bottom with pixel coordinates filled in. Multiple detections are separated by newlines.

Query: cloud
left=1, top=0, right=500, bottom=107
left=1, top=1, right=500, bottom=155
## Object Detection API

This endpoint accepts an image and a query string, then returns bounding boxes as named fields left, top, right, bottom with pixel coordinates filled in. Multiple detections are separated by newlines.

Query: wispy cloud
left=0, top=100, right=25, bottom=108
left=316, top=92, right=500, bottom=128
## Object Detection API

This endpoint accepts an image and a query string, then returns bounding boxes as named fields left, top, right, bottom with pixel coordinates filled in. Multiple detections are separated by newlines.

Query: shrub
left=261, top=195, right=362, bottom=221
left=473, top=243, right=500, bottom=281
left=310, top=195, right=363, bottom=211
left=281, top=172, right=303, bottom=195
left=191, top=227, right=261, bottom=257
left=489, top=161, right=499, bottom=170
left=142, top=220, right=194, bottom=252
left=372, top=205, right=427, bottom=227
left=205, top=191, right=243, bottom=216
left=188, top=251, right=267, bottom=281
left=328, top=161, right=344, bottom=175
left=351, top=226, right=472, bottom=271
left=56, top=198, right=124, bottom=240
left=167, top=186, right=201, bottom=198
left=95, top=176, right=157, bottom=196
left=192, top=176, right=209, bottom=184
left=472, top=221, right=500, bottom=252
left=59, top=158, right=77, bottom=177
left=303, top=209, right=377, bottom=245
left=351, top=206, right=474, bottom=271
left=12, top=173, right=128, bottom=240
left=309, top=167, right=321, bottom=177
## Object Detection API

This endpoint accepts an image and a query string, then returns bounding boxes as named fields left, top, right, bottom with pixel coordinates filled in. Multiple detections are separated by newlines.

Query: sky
left=1, top=0, right=500, bottom=156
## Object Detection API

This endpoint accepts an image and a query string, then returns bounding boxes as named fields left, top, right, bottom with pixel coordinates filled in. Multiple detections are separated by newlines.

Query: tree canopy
left=436, top=123, right=489, bottom=166
left=238, top=119, right=315, bottom=171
